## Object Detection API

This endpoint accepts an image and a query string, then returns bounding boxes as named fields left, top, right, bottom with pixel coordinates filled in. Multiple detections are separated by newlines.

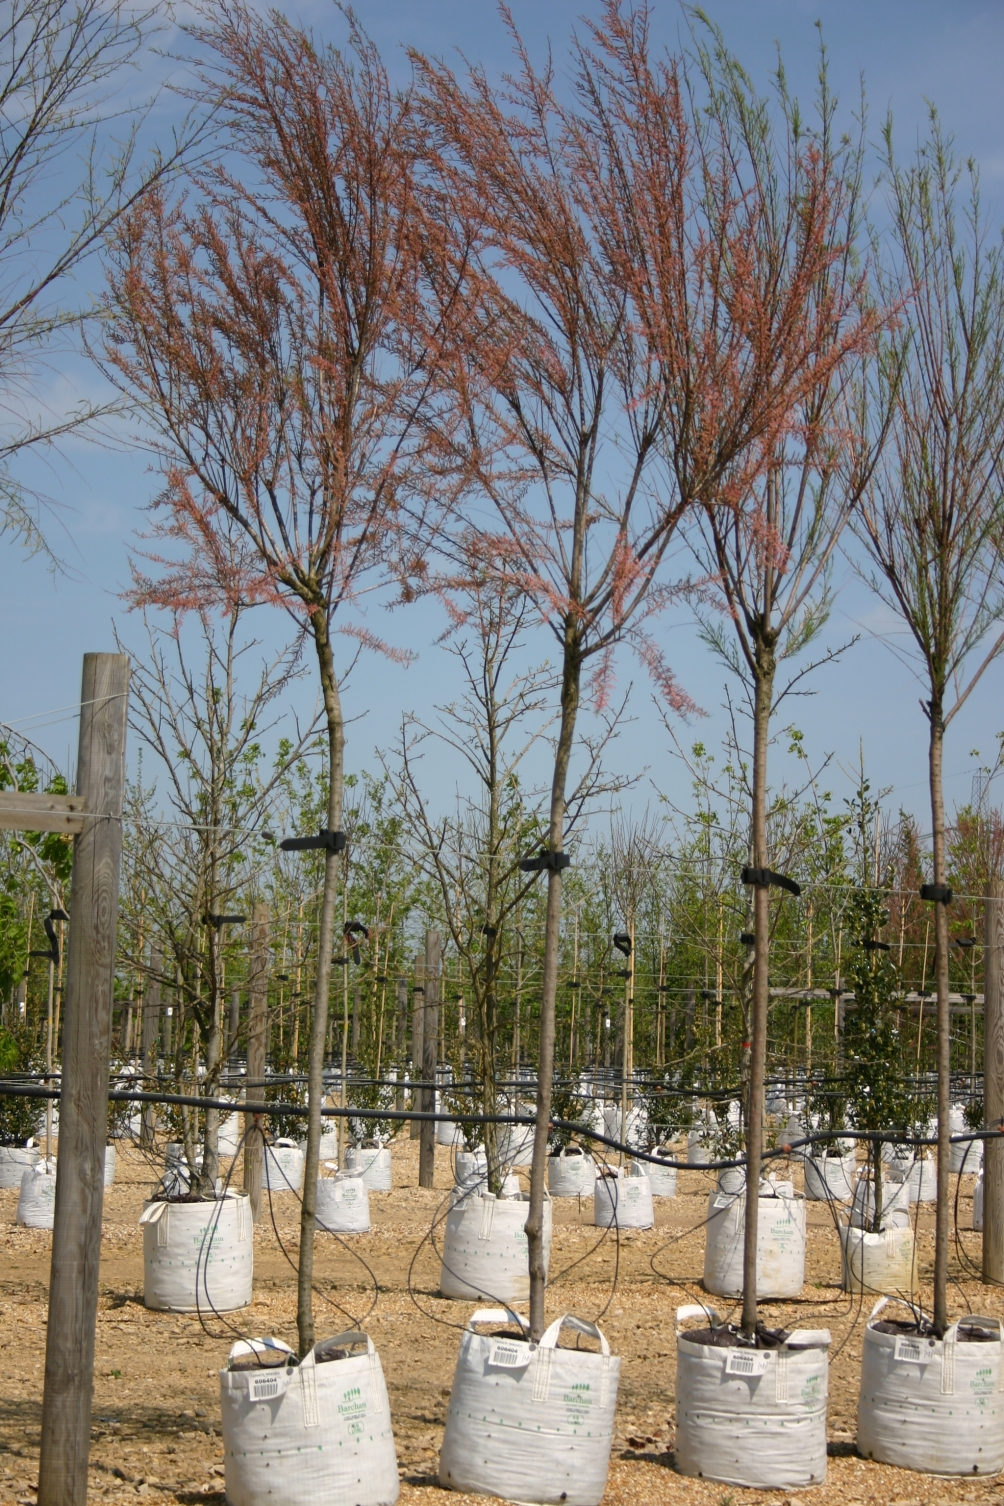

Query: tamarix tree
left=103, top=6, right=454, bottom=1354
left=416, top=1, right=867, bottom=1337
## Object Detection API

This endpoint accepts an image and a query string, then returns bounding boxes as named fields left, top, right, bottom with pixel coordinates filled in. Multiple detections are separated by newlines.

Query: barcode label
left=248, top=1369, right=292, bottom=1401
left=893, top=1337, right=924, bottom=1364
left=487, top=1339, right=531, bottom=1370
left=725, top=1349, right=771, bottom=1376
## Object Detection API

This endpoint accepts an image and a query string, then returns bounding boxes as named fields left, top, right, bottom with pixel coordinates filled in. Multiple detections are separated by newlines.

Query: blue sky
left=4, top=0, right=1004, bottom=834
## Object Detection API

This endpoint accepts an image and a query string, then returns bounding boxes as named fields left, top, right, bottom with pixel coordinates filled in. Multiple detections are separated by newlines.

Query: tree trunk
left=139, top=953, right=160, bottom=1150
left=243, top=903, right=269, bottom=1220
left=928, top=704, right=951, bottom=1334
left=410, top=956, right=425, bottom=1138
left=742, top=642, right=774, bottom=1337
left=526, top=635, right=580, bottom=1341
left=419, top=930, right=441, bottom=1189
left=297, top=612, right=345, bottom=1357
left=199, top=928, right=222, bottom=1198
left=984, top=881, right=1004, bottom=1283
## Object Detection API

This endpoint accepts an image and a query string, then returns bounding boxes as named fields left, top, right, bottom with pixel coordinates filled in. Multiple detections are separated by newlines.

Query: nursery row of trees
left=6, top=0, right=1004, bottom=1351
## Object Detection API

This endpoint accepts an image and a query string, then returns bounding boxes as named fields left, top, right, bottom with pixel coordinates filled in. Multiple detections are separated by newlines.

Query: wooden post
left=139, top=949, right=161, bottom=1149
left=410, top=955, right=425, bottom=1139
left=37, top=654, right=129, bottom=1506
left=243, top=902, right=269, bottom=1221
left=419, top=931, right=441, bottom=1188
left=984, top=883, right=1004, bottom=1284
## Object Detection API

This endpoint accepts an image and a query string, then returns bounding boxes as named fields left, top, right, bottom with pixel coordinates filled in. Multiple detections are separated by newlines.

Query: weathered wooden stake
left=38, top=654, right=129, bottom=1506
left=243, top=902, right=270, bottom=1221
left=984, top=882, right=1004, bottom=1284
left=419, top=930, right=441, bottom=1189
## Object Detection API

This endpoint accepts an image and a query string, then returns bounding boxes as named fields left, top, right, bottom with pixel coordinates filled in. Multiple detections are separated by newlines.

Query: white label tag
left=893, top=1336, right=926, bottom=1365
left=248, top=1368, right=293, bottom=1402
left=725, top=1348, right=770, bottom=1376
left=487, top=1338, right=532, bottom=1370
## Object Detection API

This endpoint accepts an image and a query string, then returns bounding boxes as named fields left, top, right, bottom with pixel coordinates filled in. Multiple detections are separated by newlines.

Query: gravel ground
left=0, top=1137, right=997, bottom=1505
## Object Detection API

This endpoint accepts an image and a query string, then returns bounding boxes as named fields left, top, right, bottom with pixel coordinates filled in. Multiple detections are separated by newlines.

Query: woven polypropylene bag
left=703, top=1189, right=805, bottom=1298
left=439, top=1309, right=619, bottom=1506
left=645, top=1150, right=678, bottom=1198
left=103, top=1144, right=116, bottom=1188
left=0, top=1142, right=40, bottom=1189
left=344, top=1145, right=392, bottom=1191
left=454, top=1149, right=487, bottom=1194
left=974, top=1170, right=984, bottom=1231
left=140, top=1191, right=253, bottom=1312
left=439, top=1191, right=551, bottom=1302
left=548, top=1146, right=595, bottom=1197
left=675, top=1304, right=829, bottom=1489
left=221, top=1333, right=399, bottom=1506
left=264, top=1139, right=305, bottom=1194
left=803, top=1152, right=856, bottom=1202
left=17, top=1161, right=56, bottom=1228
left=316, top=1171, right=370, bottom=1234
left=857, top=1298, right=1004, bottom=1475
left=839, top=1223, right=916, bottom=1294
left=593, top=1166, right=654, bottom=1229
left=497, top=1114, right=535, bottom=1168
left=849, top=1175, right=911, bottom=1228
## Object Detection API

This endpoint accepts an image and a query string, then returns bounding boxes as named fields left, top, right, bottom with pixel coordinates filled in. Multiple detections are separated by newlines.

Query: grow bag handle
left=322, top=1330, right=375, bottom=1355
left=675, top=1303, right=721, bottom=1333
left=867, top=1295, right=925, bottom=1326
left=785, top=1329, right=832, bottom=1350
left=539, top=1314, right=610, bottom=1357
left=466, top=1308, right=530, bottom=1334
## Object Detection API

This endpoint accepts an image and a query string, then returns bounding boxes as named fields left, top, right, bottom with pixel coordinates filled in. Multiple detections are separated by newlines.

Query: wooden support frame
left=0, top=790, right=87, bottom=833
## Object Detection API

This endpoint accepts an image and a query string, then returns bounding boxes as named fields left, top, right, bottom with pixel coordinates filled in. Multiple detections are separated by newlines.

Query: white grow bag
left=497, top=1113, right=535, bottom=1168
left=839, top=1223, right=916, bottom=1295
left=645, top=1148, right=679, bottom=1198
left=140, top=1191, right=253, bottom=1312
left=804, top=1151, right=857, bottom=1202
left=439, top=1309, right=619, bottom=1506
left=703, top=1187, right=805, bottom=1299
left=454, top=1148, right=487, bottom=1193
left=17, top=1161, right=57, bottom=1228
left=849, top=1175, right=912, bottom=1228
left=949, top=1107, right=983, bottom=1174
left=593, top=1165, right=654, bottom=1229
left=264, top=1138, right=305, bottom=1193
left=439, top=1191, right=551, bottom=1303
left=687, top=1127, right=713, bottom=1166
left=974, top=1170, right=984, bottom=1231
left=886, top=1153, right=937, bottom=1203
left=603, top=1103, right=648, bottom=1151
left=345, top=1145, right=392, bottom=1191
left=674, top=1304, right=829, bottom=1489
left=103, top=1144, right=116, bottom=1188
left=858, top=1298, right=1004, bottom=1475
left=0, top=1141, right=41, bottom=1189
left=298, top=1130, right=341, bottom=1162
left=221, top=1332, right=399, bottom=1506
left=218, top=1113, right=242, bottom=1156
left=548, top=1146, right=596, bottom=1197
left=316, top=1170, right=370, bottom=1234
